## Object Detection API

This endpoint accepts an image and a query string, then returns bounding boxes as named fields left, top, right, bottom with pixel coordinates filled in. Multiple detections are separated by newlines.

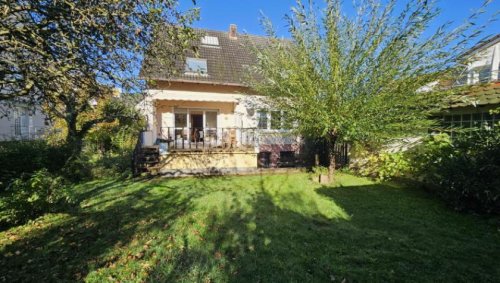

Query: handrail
left=158, top=127, right=259, bottom=150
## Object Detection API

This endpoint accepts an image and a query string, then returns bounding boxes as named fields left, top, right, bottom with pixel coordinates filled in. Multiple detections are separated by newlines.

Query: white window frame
left=173, top=108, right=220, bottom=129
left=185, top=57, right=208, bottom=75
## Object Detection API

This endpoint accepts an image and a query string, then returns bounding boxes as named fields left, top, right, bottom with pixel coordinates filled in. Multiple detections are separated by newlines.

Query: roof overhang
left=146, top=89, right=245, bottom=103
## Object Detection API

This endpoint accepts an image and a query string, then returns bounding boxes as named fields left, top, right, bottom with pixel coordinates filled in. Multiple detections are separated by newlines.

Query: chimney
left=229, top=24, right=237, bottom=39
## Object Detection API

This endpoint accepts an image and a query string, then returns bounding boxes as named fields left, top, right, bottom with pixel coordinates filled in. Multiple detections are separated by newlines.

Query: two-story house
left=438, top=34, right=500, bottom=129
left=136, top=25, right=302, bottom=175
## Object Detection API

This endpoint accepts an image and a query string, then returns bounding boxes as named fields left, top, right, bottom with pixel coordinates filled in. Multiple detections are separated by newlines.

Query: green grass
left=1, top=173, right=499, bottom=282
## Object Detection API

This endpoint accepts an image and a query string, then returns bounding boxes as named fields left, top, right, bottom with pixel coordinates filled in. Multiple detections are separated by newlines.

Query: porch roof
left=147, top=89, right=244, bottom=103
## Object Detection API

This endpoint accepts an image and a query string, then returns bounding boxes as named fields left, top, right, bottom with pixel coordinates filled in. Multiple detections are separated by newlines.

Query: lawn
left=1, top=173, right=499, bottom=282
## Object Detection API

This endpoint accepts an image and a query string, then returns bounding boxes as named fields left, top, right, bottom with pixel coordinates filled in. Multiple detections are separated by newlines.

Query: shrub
left=358, top=152, right=411, bottom=181
left=410, top=130, right=500, bottom=214
left=0, top=140, right=69, bottom=190
left=0, top=169, right=74, bottom=227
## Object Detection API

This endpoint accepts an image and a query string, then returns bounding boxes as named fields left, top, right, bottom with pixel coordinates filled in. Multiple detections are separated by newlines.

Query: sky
left=178, top=0, right=499, bottom=45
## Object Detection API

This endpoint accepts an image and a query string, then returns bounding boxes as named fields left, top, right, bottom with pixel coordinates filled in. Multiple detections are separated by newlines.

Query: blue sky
left=179, top=0, right=499, bottom=45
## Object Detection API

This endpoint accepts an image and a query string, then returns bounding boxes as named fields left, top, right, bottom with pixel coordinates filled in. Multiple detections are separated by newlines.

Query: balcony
left=158, top=127, right=259, bottom=151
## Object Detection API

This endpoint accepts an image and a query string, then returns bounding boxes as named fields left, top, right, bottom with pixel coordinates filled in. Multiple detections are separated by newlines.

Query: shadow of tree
left=0, top=174, right=499, bottom=282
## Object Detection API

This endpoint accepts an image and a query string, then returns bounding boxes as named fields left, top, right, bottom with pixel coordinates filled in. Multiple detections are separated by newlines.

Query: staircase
left=132, top=134, right=160, bottom=175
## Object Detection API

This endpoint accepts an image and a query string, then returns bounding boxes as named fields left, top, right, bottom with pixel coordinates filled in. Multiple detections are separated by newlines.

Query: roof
left=141, top=27, right=273, bottom=86
left=447, top=82, right=500, bottom=109
left=462, top=34, right=500, bottom=57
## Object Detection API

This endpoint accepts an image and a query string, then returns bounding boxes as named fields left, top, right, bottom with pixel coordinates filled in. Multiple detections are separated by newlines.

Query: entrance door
left=190, top=113, right=203, bottom=141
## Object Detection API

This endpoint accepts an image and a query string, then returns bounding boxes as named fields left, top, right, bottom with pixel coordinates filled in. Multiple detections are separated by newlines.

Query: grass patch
left=1, top=173, right=499, bottom=282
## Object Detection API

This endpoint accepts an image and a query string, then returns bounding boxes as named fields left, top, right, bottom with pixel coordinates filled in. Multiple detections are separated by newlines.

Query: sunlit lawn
left=1, top=173, right=499, bottom=282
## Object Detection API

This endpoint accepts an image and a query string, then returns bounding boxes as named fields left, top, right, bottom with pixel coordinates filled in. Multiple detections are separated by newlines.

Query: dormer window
left=185, top=58, right=208, bottom=75
left=201, top=36, right=219, bottom=47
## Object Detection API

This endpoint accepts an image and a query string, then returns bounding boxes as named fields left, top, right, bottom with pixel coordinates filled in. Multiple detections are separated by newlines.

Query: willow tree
left=1, top=0, right=198, bottom=158
left=250, top=0, right=492, bottom=177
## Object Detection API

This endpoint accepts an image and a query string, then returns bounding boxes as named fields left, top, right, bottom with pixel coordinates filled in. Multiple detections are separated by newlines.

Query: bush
left=358, top=151, right=411, bottom=181
left=0, top=140, right=69, bottom=189
left=410, top=131, right=500, bottom=214
left=0, top=169, right=74, bottom=227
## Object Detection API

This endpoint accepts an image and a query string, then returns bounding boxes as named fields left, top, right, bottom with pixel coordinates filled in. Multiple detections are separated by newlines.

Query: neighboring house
left=0, top=102, right=49, bottom=141
left=437, top=34, right=500, bottom=129
left=137, top=24, right=302, bottom=175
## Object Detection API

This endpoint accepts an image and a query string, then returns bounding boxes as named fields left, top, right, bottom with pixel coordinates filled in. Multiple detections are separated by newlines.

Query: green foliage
left=410, top=130, right=500, bottom=214
left=249, top=0, right=490, bottom=170
left=1, top=0, right=198, bottom=101
left=1, top=174, right=499, bottom=282
left=359, top=152, right=411, bottom=181
left=311, top=166, right=329, bottom=175
left=83, top=97, right=143, bottom=178
left=2, top=1, right=197, bottom=162
left=0, top=140, right=69, bottom=190
left=61, top=155, right=93, bottom=182
left=0, top=170, right=74, bottom=227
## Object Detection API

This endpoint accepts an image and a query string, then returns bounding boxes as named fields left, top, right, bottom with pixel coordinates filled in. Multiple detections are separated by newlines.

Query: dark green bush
left=410, top=130, right=500, bottom=214
left=0, top=169, right=74, bottom=227
left=0, top=140, right=69, bottom=189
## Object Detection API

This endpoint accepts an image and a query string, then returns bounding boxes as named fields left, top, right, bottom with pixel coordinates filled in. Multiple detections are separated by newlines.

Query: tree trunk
left=327, top=133, right=337, bottom=180
left=65, top=113, right=84, bottom=162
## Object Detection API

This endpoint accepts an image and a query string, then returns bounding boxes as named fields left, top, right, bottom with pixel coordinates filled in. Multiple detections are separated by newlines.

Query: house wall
left=158, top=151, right=258, bottom=175
left=140, top=81, right=304, bottom=169
left=259, top=143, right=301, bottom=168
left=155, top=100, right=237, bottom=131
left=141, top=81, right=271, bottom=140
left=0, top=103, right=48, bottom=141
left=466, top=41, right=500, bottom=83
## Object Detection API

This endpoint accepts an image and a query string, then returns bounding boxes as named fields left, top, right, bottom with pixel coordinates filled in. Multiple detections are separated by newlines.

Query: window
left=443, top=115, right=452, bottom=128
left=185, top=58, right=207, bottom=74
left=201, top=36, right=219, bottom=46
left=174, top=113, right=187, bottom=128
left=478, top=66, right=491, bottom=83
left=439, top=112, right=497, bottom=130
left=483, top=112, right=493, bottom=128
left=13, top=109, right=30, bottom=137
left=205, top=111, right=217, bottom=128
left=257, top=110, right=268, bottom=129
left=461, top=114, right=471, bottom=128
left=279, top=151, right=296, bottom=167
left=451, top=114, right=461, bottom=127
left=271, top=111, right=282, bottom=129
left=472, top=113, right=482, bottom=127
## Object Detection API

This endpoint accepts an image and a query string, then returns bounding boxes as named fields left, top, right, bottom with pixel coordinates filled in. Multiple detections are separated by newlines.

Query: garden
left=1, top=173, right=499, bottom=282
left=1, top=0, right=499, bottom=282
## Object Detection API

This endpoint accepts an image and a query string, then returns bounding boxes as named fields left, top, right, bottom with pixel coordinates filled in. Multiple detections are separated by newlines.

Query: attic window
left=201, top=36, right=219, bottom=46
left=185, top=58, right=207, bottom=75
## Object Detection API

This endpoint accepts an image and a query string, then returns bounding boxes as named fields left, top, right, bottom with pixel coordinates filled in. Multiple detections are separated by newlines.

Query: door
left=258, top=152, right=271, bottom=168
left=190, top=113, right=203, bottom=141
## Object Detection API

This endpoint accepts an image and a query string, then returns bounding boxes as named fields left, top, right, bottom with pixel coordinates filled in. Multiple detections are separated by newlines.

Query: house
left=437, top=34, right=500, bottom=129
left=136, top=24, right=302, bottom=175
left=0, top=102, right=49, bottom=141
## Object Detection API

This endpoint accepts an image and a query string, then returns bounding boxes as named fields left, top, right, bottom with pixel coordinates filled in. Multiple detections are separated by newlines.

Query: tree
left=249, top=0, right=493, bottom=177
left=1, top=0, right=199, bottom=158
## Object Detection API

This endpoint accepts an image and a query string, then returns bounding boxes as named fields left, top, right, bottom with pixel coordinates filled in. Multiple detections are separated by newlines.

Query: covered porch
left=136, top=88, right=261, bottom=152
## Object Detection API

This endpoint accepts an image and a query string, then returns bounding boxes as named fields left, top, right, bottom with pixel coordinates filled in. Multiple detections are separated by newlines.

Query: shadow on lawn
left=1, top=175, right=499, bottom=282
